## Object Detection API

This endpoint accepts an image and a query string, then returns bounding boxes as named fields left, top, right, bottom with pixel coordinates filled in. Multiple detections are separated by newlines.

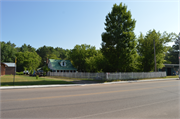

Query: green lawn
left=0, top=75, right=73, bottom=86
left=45, top=76, right=94, bottom=81
left=165, top=75, right=179, bottom=78
left=1, top=75, right=178, bottom=86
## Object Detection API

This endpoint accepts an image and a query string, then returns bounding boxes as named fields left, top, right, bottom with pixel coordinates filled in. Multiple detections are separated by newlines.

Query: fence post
left=143, top=72, right=144, bottom=78
left=115, top=73, right=117, bottom=80
left=120, top=72, right=121, bottom=80
left=132, top=72, right=133, bottom=79
left=106, top=73, right=108, bottom=80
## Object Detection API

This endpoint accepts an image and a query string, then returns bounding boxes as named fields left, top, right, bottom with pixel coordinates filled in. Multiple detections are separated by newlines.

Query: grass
left=165, top=75, right=178, bottom=78
left=45, top=76, right=94, bottom=81
left=99, top=75, right=179, bottom=83
left=1, top=75, right=178, bottom=86
left=0, top=75, right=73, bottom=86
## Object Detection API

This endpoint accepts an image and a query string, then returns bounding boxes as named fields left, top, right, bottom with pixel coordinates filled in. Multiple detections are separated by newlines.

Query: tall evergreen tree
left=101, top=3, right=137, bottom=72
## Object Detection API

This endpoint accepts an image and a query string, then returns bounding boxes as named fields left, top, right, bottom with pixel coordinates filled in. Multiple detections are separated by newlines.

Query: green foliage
left=36, top=46, right=69, bottom=67
left=164, top=35, right=179, bottom=64
left=85, top=50, right=106, bottom=72
left=64, top=49, right=71, bottom=60
left=29, top=70, right=34, bottom=75
left=36, top=46, right=56, bottom=67
left=36, top=75, right=39, bottom=79
left=43, top=72, right=46, bottom=76
left=101, top=3, right=137, bottom=72
left=54, top=47, right=69, bottom=59
left=17, top=44, right=36, bottom=52
left=137, top=30, right=177, bottom=72
left=43, top=65, right=50, bottom=73
left=16, top=72, right=24, bottom=75
left=69, top=44, right=98, bottom=72
left=1, top=41, right=17, bottom=62
left=16, top=51, right=42, bottom=72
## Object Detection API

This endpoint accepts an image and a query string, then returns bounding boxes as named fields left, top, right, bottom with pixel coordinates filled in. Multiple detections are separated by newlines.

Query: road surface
left=1, top=79, right=180, bottom=118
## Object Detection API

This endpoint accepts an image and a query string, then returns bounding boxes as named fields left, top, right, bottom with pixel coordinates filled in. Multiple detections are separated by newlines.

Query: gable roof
left=1, top=63, right=8, bottom=67
left=3, top=63, right=15, bottom=67
left=48, top=59, right=77, bottom=71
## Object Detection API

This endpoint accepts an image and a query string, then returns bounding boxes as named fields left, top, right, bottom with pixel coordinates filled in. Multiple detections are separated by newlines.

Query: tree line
left=1, top=3, right=178, bottom=73
left=1, top=42, right=69, bottom=72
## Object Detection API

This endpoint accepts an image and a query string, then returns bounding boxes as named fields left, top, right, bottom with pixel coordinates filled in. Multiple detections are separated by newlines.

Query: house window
left=60, top=60, right=66, bottom=67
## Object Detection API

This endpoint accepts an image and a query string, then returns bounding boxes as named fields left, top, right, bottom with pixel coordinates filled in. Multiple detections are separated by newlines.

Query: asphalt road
left=1, top=79, right=180, bottom=119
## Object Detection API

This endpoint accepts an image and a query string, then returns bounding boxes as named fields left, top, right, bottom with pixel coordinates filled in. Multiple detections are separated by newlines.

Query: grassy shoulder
left=102, top=75, right=178, bottom=82
left=1, top=75, right=73, bottom=86
left=164, top=75, right=178, bottom=78
left=1, top=75, right=178, bottom=86
left=44, top=76, right=94, bottom=81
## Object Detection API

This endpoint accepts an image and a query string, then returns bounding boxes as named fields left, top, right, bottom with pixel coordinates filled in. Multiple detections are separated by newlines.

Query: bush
left=36, top=75, right=39, bottom=79
left=16, top=72, right=24, bottom=75
left=43, top=72, right=46, bottom=76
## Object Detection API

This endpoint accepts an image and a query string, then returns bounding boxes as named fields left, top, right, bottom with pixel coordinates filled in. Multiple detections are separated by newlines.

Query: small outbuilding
left=48, top=59, right=77, bottom=72
left=1, top=63, right=7, bottom=76
left=159, top=64, right=179, bottom=76
left=3, top=63, right=16, bottom=75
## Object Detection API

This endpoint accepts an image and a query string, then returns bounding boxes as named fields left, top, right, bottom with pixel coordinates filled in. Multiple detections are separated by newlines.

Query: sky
left=1, top=0, right=179, bottom=50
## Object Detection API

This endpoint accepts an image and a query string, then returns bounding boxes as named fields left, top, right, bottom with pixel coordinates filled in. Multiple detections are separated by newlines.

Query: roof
left=3, top=63, right=16, bottom=67
left=48, top=59, right=77, bottom=71
left=164, top=64, right=179, bottom=67
left=1, top=63, right=8, bottom=67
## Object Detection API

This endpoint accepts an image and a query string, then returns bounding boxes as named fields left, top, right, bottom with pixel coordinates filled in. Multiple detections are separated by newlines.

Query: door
left=167, top=68, right=171, bottom=76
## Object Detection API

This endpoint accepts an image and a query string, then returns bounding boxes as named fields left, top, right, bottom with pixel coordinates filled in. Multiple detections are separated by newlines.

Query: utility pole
left=13, top=57, right=17, bottom=86
left=153, top=39, right=156, bottom=72
left=175, top=32, right=180, bottom=80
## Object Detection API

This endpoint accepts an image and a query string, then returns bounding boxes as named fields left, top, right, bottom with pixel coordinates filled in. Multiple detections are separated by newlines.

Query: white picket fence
left=106, top=72, right=166, bottom=80
left=47, top=71, right=166, bottom=80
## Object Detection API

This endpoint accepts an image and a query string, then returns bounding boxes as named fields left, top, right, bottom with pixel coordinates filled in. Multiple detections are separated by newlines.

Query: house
left=48, top=59, right=77, bottom=72
left=159, top=64, right=179, bottom=76
left=3, top=63, right=16, bottom=75
left=1, top=63, right=7, bottom=75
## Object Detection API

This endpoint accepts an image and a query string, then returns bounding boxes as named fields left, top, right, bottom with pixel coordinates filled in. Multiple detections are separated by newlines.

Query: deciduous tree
left=137, top=30, right=177, bottom=72
left=16, top=51, right=41, bottom=72
left=36, top=46, right=59, bottom=67
left=69, top=44, right=97, bottom=72
left=1, top=41, right=17, bottom=62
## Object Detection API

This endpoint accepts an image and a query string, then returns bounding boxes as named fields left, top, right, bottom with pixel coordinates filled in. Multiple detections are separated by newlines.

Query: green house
left=48, top=59, right=77, bottom=72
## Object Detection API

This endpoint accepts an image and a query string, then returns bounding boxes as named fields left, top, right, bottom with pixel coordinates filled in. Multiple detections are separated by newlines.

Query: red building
left=1, top=63, right=7, bottom=76
left=1, top=63, right=16, bottom=75
left=4, top=63, right=16, bottom=75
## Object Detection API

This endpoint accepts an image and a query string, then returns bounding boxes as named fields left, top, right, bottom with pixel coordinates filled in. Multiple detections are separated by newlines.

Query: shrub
left=36, top=75, right=39, bottom=79
left=16, top=72, right=24, bottom=75
left=43, top=72, right=46, bottom=76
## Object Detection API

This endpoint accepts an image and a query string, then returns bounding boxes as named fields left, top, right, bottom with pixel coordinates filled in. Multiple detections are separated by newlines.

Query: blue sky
left=1, top=0, right=179, bottom=50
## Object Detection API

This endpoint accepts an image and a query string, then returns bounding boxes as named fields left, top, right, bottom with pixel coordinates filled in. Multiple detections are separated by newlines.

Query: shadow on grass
left=1, top=78, right=172, bottom=86
left=1, top=80, right=74, bottom=86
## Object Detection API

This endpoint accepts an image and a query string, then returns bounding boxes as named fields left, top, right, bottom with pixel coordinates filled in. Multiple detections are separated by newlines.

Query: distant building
left=3, top=63, right=16, bottom=75
left=48, top=59, right=77, bottom=72
left=159, top=64, right=179, bottom=76
left=1, top=63, right=7, bottom=75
